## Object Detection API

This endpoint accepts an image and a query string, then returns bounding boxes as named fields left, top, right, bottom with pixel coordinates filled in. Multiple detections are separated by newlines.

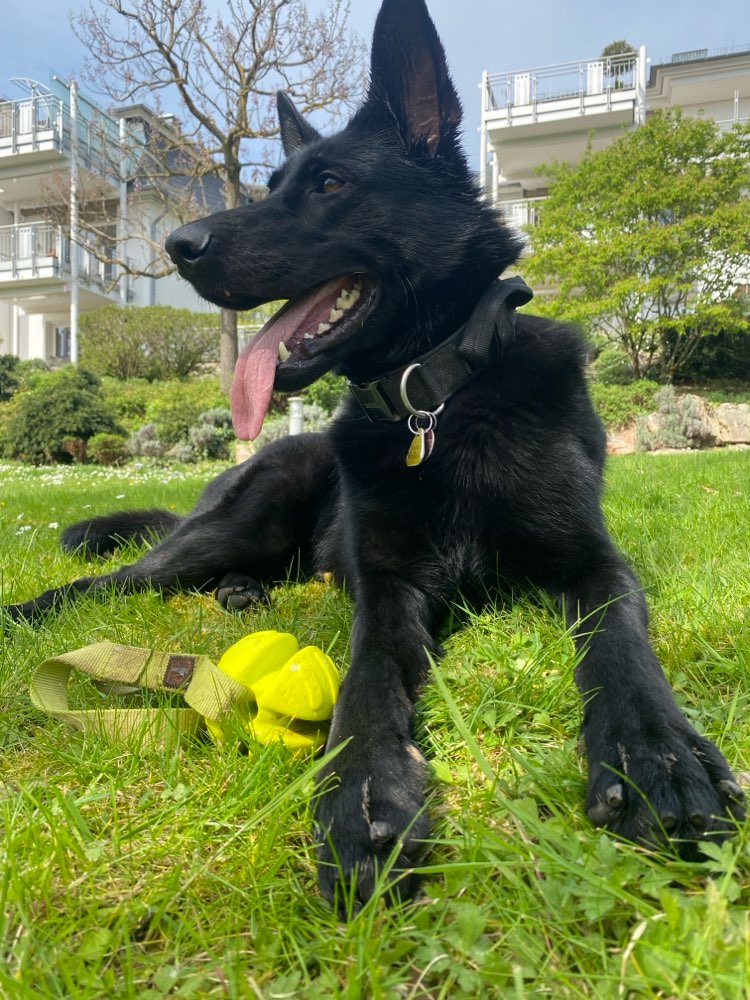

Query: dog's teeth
left=328, top=308, right=344, bottom=323
left=278, top=342, right=291, bottom=362
left=336, top=294, right=350, bottom=309
left=303, top=332, right=315, bottom=340
left=350, top=287, right=361, bottom=303
left=317, top=323, right=331, bottom=335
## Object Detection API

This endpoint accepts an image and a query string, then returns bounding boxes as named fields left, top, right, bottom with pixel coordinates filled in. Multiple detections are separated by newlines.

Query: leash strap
left=347, top=276, right=533, bottom=422
left=30, top=642, right=249, bottom=748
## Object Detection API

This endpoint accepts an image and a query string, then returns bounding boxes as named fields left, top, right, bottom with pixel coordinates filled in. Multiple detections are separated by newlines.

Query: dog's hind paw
left=584, top=719, right=745, bottom=859
left=315, top=738, right=430, bottom=915
left=215, top=573, right=270, bottom=611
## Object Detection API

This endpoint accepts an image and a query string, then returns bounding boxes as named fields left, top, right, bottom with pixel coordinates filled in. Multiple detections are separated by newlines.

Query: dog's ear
left=367, top=0, right=462, bottom=157
left=277, top=92, right=321, bottom=156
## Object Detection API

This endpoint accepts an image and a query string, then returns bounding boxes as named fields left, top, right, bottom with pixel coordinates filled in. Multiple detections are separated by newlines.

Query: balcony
left=0, top=221, right=116, bottom=289
left=0, top=94, right=118, bottom=178
left=483, top=53, right=642, bottom=129
left=499, top=197, right=545, bottom=231
left=481, top=52, right=647, bottom=196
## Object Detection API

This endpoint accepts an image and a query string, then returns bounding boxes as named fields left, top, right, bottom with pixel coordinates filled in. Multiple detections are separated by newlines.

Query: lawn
left=1, top=451, right=749, bottom=998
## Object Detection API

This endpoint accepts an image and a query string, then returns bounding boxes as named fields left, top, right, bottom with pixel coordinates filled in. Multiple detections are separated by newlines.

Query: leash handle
left=30, top=642, right=248, bottom=749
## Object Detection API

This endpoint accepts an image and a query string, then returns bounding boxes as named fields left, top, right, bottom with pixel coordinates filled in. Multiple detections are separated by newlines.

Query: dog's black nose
left=165, top=223, right=212, bottom=266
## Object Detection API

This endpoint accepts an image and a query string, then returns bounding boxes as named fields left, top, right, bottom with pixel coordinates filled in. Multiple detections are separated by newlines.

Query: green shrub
left=0, top=355, right=21, bottom=402
left=143, top=379, right=228, bottom=445
left=187, top=408, right=235, bottom=460
left=673, top=328, right=750, bottom=381
left=589, top=345, right=636, bottom=385
left=0, top=367, right=122, bottom=464
left=253, top=402, right=331, bottom=449
left=87, top=432, right=131, bottom=466
left=79, top=305, right=220, bottom=380
left=100, top=377, right=157, bottom=431
left=302, top=371, right=348, bottom=414
left=634, top=386, right=719, bottom=451
left=0, top=355, right=50, bottom=401
left=589, top=380, right=660, bottom=430
left=127, top=424, right=165, bottom=458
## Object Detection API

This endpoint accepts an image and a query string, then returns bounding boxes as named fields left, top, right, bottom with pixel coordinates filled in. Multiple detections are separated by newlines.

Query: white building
left=480, top=43, right=750, bottom=231
left=0, top=75, right=221, bottom=363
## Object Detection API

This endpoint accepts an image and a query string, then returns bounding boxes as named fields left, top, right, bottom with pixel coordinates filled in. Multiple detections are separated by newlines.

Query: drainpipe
left=149, top=207, right=170, bottom=306
left=12, top=303, right=20, bottom=357
left=119, top=116, right=128, bottom=305
left=69, top=80, right=80, bottom=362
left=636, top=46, right=648, bottom=125
left=479, top=71, right=488, bottom=197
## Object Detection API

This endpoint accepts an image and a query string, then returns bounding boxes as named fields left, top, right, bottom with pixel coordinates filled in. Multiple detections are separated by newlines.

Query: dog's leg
left=2, top=434, right=337, bottom=623
left=566, top=554, right=745, bottom=855
left=2, top=517, right=273, bottom=623
left=316, top=574, right=445, bottom=912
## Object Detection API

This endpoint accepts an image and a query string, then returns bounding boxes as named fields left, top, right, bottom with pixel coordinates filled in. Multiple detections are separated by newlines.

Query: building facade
left=480, top=44, right=750, bottom=233
left=0, top=75, right=218, bottom=363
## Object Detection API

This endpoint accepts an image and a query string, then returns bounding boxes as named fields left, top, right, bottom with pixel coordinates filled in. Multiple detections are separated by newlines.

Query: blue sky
left=5, top=0, right=749, bottom=165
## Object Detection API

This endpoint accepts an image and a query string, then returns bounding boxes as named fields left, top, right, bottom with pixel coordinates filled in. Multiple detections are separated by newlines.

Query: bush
left=88, top=432, right=131, bottom=466
left=589, top=380, right=660, bottom=430
left=634, top=386, right=719, bottom=451
left=100, top=377, right=156, bottom=431
left=253, top=401, right=330, bottom=448
left=143, top=379, right=228, bottom=446
left=673, top=328, right=750, bottom=382
left=0, top=367, right=122, bottom=464
left=589, top=345, right=636, bottom=385
left=302, top=371, right=347, bottom=415
left=0, top=355, right=21, bottom=402
left=0, top=355, right=50, bottom=401
left=79, top=305, right=220, bottom=380
left=187, top=408, right=235, bottom=460
left=127, top=424, right=165, bottom=458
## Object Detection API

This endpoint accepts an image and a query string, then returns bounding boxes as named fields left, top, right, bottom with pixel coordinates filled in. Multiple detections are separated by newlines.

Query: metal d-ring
left=407, top=411, right=436, bottom=436
left=399, top=363, right=445, bottom=419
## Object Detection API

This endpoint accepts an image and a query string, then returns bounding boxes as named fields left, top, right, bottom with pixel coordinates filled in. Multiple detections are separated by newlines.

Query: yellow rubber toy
left=206, top=631, right=339, bottom=754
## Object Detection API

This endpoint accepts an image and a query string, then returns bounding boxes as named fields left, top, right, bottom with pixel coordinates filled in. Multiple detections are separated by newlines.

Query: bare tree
left=73, top=0, right=366, bottom=389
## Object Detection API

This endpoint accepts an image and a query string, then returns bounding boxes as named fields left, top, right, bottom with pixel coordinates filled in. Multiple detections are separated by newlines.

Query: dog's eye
left=316, top=173, right=345, bottom=194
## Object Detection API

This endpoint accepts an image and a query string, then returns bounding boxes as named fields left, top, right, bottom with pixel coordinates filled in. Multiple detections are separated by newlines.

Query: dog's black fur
left=4, top=0, right=743, bottom=908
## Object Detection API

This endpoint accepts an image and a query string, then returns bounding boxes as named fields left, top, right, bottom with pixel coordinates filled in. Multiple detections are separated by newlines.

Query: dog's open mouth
left=231, top=273, right=377, bottom=440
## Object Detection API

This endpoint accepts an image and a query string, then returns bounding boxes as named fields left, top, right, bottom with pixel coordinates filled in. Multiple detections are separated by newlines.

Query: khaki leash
left=30, top=634, right=339, bottom=752
left=31, top=642, right=254, bottom=748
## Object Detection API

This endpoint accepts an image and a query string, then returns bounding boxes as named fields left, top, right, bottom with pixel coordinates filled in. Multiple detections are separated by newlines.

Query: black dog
left=4, top=0, right=743, bottom=908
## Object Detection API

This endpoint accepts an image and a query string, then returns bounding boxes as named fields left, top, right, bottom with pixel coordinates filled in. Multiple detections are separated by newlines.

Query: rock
left=625, top=394, right=750, bottom=453
left=715, top=403, right=750, bottom=445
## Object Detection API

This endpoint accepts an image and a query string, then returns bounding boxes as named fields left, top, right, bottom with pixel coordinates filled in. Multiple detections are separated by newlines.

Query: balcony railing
left=0, top=221, right=116, bottom=286
left=484, top=53, right=639, bottom=123
left=498, top=197, right=546, bottom=228
left=0, top=94, right=119, bottom=177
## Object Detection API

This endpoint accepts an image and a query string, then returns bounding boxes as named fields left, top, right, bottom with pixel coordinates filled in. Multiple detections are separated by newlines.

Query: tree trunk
left=220, top=308, right=239, bottom=393
left=219, top=151, right=245, bottom=394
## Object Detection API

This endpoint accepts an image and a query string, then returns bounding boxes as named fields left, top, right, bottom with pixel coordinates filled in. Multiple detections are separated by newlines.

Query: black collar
left=347, top=276, right=533, bottom=423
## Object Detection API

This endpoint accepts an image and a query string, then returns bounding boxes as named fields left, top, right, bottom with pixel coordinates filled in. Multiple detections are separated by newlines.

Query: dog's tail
left=61, top=509, right=183, bottom=557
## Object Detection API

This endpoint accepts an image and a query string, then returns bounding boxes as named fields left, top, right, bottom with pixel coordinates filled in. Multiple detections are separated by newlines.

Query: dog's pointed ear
left=277, top=92, right=321, bottom=157
left=367, top=0, right=462, bottom=156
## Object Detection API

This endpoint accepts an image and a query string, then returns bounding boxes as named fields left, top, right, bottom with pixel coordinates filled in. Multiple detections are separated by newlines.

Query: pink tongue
left=230, top=277, right=346, bottom=440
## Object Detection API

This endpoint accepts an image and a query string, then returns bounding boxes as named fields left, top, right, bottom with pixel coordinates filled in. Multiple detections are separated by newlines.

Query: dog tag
left=405, top=414, right=437, bottom=467
left=406, top=428, right=426, bottom=467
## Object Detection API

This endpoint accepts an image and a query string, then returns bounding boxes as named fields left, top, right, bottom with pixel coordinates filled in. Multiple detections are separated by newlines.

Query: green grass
left=1, top=452, right=749, bottom=998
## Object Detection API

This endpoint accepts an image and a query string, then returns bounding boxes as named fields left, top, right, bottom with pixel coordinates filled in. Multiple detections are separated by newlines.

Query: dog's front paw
left=584, top=718, right=745, bottom=858
left=315, top=736, right=430, bottom=914
left=215, top=572, right=270, bottom=611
